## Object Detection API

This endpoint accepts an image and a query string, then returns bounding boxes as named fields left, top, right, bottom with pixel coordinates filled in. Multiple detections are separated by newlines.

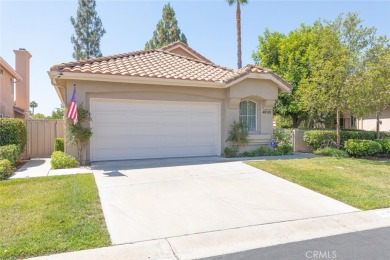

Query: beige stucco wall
left=0, top=69, right=15, bottom=117
left=63, top=77, right=282, bottom=161
left=357, top=108, right=390, bottom=132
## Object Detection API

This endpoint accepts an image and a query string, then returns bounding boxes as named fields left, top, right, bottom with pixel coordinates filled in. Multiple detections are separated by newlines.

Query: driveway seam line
left=166, top=238, right=179, bottom=260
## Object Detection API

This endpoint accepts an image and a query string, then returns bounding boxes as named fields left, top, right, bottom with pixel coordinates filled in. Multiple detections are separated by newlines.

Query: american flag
left=66, top=85, right=78, bottom=124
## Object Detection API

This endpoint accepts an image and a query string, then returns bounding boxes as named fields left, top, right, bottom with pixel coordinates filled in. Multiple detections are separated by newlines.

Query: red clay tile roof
left=160, top=41, right=214, bottom=64
left=50, top=47, right=290, bottom=88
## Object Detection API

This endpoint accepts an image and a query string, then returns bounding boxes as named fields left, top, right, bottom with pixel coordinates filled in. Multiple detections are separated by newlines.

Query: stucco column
left=14, top=49, right=32, bottom=118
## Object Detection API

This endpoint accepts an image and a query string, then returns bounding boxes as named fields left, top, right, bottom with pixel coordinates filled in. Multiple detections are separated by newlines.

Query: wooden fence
left=22, top=119, right=65, bottom=159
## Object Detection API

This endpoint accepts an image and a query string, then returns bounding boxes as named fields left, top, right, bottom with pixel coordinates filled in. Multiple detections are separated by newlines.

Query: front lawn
left=0, top=174, right=111, bottom=259
left=247, top=158, right=390, bottom=210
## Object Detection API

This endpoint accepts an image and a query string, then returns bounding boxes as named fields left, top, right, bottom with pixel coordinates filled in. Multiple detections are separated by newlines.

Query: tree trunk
left=376, top=112, right=380, bottom=139
left=292, top=115, right=302, bottom=129
left=236, top=2, right=242, bottom=69
left=336, top=109, right=341, bottom=149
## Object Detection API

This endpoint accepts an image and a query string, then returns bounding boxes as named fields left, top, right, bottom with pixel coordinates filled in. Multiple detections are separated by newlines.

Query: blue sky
left=1, top=0, right=389, bottom=116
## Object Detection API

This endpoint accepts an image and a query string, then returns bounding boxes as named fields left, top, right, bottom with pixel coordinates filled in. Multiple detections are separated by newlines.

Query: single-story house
left=48, top=42, right=291, bottom=162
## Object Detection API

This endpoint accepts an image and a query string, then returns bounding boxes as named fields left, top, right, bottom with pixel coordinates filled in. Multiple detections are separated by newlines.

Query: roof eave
left=48, top=71, right=66, bottom=104
left=0, top=57, right=22, bottom=81
left=225, top=73, right=291, bottom=92
left=48, top=71, right=226, bottom=89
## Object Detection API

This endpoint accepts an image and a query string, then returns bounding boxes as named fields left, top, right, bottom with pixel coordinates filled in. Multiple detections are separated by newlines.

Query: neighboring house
left=49, top=42, right=291, bottom=162
left=0, top=49, right=32, bottom=119
left=356, top=108, right=390, bottom=132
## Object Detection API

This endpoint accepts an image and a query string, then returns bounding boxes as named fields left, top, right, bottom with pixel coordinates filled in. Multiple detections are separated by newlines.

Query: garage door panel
left=130, top=136, right=161, bottom=148
left=162, top=136, right=188, bottom=146
left=162, top=147, right=189, bottom=157
left=91, top=99, right=220, bottom=161
left=189, top=115, right=216, bottom=124
left=94, top=125, right=128, bottom=134
left=189, top=146, right=217, bottom=155
left=130, top=126, right=161, bottom=135
left=189, top=135, right=215, bottom=145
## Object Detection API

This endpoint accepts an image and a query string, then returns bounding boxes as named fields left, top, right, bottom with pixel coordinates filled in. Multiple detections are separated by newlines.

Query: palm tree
left=227, top=0, right=248, bottom=69
left=30, top=101, right=38, bottom=115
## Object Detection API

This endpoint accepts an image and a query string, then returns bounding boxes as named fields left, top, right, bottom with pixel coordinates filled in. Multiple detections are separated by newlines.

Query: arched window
left=239, top=100, right=257, bottom=131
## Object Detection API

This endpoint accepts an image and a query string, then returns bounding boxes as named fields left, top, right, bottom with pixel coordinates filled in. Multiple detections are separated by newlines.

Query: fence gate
left=23, top=119, right=65, bottom=159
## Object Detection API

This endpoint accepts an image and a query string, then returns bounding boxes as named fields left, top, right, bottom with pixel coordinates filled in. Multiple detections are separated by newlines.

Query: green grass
left=0, top=174, right=111, bottom=259
left=247, top=158, right=390, bottom=210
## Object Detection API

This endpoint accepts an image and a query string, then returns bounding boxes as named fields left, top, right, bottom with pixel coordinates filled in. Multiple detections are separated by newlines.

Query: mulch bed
left=15, top=160, right=29, bottom=171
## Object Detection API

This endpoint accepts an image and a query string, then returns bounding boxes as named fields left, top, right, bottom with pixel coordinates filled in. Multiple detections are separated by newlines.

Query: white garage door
left=90, top=99, right=221, bottom=161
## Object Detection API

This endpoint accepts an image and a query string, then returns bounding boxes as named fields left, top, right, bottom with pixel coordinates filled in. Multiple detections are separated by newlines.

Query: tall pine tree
left=70, top=0, right=106, bottom=60
left=145, top=3, right=187, bottom=50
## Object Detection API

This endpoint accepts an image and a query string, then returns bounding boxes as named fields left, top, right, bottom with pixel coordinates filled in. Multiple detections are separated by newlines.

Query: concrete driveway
left=92, top=156, right=358, bottom=245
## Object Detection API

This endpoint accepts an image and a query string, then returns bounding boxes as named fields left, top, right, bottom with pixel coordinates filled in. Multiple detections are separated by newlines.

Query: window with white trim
left=239, top=100, right=257, bottom=131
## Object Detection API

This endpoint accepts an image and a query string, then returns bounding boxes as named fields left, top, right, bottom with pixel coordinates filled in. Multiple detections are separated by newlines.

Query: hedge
left=303, top=129, right=390, bottom=150
left=51, top=151, right=78, bottom=169
left=0, top=118, right=27, bottom=152
left=375, top=139, right=390, bottom=154
left=344, top=139, right=383, bottom=157
left=0, top=144, right=20, bottom=166
left=0, top=159, right=13, bottom=180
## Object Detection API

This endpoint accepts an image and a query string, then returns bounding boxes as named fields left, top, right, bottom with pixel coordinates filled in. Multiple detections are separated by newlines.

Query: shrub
left=0, top=144, right=20, bottom=166
left=344, top=139, right=382, bottom=157
left=273, top=129, right=293, bottom=146
left=224, top=147, right=238, bottom=158
left=0, top=159, right=13, bottom=180
left=67, top=105, right=92, bottom=164
left=0, top=118, right=27, bottom=153
left=54, top=138, right=64, bottom=152
left=376, top=139, right=390, bottom=154
left=225, top=121, right=249, bottom=155
left=242, top=150, right=257, bottom=157
left=303, top=130, right=336, bottom=150
left=242, top=145, right=293, bottom=157
left=303, top=129, right=388, bottom=150
left=51, top=151, right=78, bottom=169
left=314, top=148, right=349, bottom=158
left=255, top=146, right=274, bottom=156
left=272, top=144, right=294, bottom=156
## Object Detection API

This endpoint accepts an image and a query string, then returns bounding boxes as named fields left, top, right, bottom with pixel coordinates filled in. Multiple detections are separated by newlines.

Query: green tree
left=347, top=36, right=390, bottom=138
left=253, top=25, right=314, bottom=127
left=47, top=105, right=65, bottom=119
left=29, top=101, right=38, bottom=115
left=145, top=3, right=187, bottom=50
left=227, top=0, right=248, bottom=69
left=70, top=0, right=106, bottom=60
left=32, top=113, right=46, bottom=119
left=67, top=105, right=92, bottom=164
left=301, top=23, right=351, bottom=148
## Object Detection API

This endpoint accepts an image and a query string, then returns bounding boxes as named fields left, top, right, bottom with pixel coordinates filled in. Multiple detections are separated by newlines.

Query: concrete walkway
left=30, top=208, right=390, bottom=260
left=9, top=158, right=92, bottom=179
